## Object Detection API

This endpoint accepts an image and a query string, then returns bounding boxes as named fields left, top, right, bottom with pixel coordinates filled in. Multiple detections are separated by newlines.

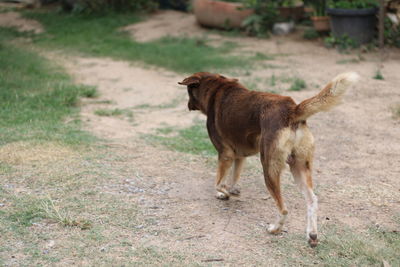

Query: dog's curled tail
left=294, top=72, right=360, bottom=121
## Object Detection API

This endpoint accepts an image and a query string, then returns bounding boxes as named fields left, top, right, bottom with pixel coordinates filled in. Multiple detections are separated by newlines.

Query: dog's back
left=193, top=74, right=298, bottom=157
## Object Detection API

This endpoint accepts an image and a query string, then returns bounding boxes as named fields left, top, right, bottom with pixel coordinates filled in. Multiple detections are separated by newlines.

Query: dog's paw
left=215, top=191, right=229, bottom=200
left=308, top=233, right=318, bottom=248
left=228, top=187, right=241, bottom=196
left=267, top=224, right=282, bottom=234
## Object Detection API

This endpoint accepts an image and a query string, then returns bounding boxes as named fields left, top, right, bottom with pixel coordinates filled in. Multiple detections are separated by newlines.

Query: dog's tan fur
left=179, top=72, right=359, bottom=247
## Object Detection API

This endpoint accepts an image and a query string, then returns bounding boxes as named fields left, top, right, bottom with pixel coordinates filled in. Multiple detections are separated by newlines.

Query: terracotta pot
left=311, top=16, right=330, bottom=32
left=193, top=0, right=254, bottom=29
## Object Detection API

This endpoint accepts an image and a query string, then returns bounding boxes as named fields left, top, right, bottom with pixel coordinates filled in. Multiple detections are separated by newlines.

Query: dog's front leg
left=215, top=154, right=234, bottom=200
left=226, top=158, right=245, bottom=195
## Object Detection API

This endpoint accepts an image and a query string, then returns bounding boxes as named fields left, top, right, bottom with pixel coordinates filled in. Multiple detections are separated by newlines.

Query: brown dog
left=178, top=72, right=359, bottom=246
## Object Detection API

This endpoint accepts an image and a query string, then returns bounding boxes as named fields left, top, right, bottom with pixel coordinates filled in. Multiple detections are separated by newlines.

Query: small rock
left=0, top=203, right=5, bottom=207
left=382, top=260, right=391, bottom=267
left=273, top=22, right=295, bottom=35
left=45, top=240, right=55, bottom=249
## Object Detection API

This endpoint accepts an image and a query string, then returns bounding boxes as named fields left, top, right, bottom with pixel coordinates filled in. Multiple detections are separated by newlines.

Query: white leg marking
left=268, top=212, right=287, bottom=234
left=302, top=187, right=318, bottom=238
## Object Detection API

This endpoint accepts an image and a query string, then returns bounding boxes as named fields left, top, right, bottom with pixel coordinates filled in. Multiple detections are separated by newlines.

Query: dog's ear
left=178, top=75, right=200, bottom=86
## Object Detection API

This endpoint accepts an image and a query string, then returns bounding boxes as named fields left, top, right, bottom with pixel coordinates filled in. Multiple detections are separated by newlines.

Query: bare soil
left=0, top=11, right=43, bottom=34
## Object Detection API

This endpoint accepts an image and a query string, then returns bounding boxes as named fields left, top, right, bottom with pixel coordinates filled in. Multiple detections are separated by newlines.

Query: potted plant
left=193, top=0, right=254, bottom=29
left=241, top=1, right=280, bottom=37
left=308, top=0, right=330, bottom=31
left=327, top=0, right=379, bottom=45
left=278, top=0, right=305, bottom=21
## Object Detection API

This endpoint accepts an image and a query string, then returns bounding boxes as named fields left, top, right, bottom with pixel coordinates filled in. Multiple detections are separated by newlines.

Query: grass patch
left=303, top=28, right=319, bottom=40
left=145, top=121, right=216, bottom=156
left=0, top=27, right=93, bottom=146
left=133, top=95, right=185, bottom=110
left=94, top=108, right=123, bottom=116
left=391, top=104, right=400, bottom=119
left=79, top=86, right=98, bottom=98
left=41, top=197, right=92, bottom=230
left=336, top=58, right=361, bottom=64
left=242, top=76, right=278, bottom=93
left=253, top=52, right=275, bottom=61
left=373, top=69, right=384, bottom=80
left=272, top=223, right=400, bottom=267
left=24, top=11, right=250, bottom=73
left=0, top=189, right=92, bottom=234
left=3, top=193, right=46, bottom=230
left=269, top=74, right=277, bottom=87
left=94, top=108, right=133, bottom=120
left=92, top=99, right=114, bottom=104
left=289, top=78, right=307, bottom=91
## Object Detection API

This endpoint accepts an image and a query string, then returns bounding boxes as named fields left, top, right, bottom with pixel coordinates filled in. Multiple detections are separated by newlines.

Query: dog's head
left=178, top=72, right=238, bottom=113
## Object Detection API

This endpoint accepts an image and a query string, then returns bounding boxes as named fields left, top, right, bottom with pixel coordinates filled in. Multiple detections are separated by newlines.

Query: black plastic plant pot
left=327, top=8, right=378, bottom=45
left=158, top=0, right=188, bottom=11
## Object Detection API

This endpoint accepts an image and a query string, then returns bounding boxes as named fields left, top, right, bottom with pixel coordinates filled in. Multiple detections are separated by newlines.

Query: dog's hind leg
left=215, top=151, right=234, bottom=200
left=261, top=129, right=292, bottom=234
left=290, top=159, right=318, bottom=247
left=227, top=158, right=245, bottom=195
left=263, top=164, right=288, bottom=234
left=289, top=127, right=318, bottom=247
left=261, top=138, right=288, bottom=234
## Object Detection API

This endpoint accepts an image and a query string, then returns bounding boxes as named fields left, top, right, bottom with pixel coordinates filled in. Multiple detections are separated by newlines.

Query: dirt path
left=51, top=11, right=400, bottom=265
left=0, top=11, right=44, bottom=34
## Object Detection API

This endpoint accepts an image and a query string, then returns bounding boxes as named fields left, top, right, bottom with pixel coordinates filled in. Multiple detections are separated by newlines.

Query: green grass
left=80, top=86, right=99, bottom=98
left=273, top=223, right=400, bottom=267
left=0, top=187, right=91, bottom=234
left=145, top=121, right=216, bottom=156
left=289, top=77, right=307, bottom=91
left=392, top=104, right=400, bottom=119
left=0, top=28, right=94, bottom=145
left=374, top=69, right=384, bottom=80
left=133, top=95, right=185, bottom=110
left=23, top=11, right=250, bottom=73
left=254, top=52, right=275, bottom=61
left=336, top=58, right=361, bottom=64
left=303, top=28, right=319, bottom=40
left=94, top=108, right=133, bottom=121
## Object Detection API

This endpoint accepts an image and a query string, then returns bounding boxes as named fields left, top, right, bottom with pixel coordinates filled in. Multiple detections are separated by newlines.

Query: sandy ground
left=0, top=11, right=43, bottom=34
left=121, top=10, right=213, bottom=42
left=2, top=9, right=400, bottom=265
